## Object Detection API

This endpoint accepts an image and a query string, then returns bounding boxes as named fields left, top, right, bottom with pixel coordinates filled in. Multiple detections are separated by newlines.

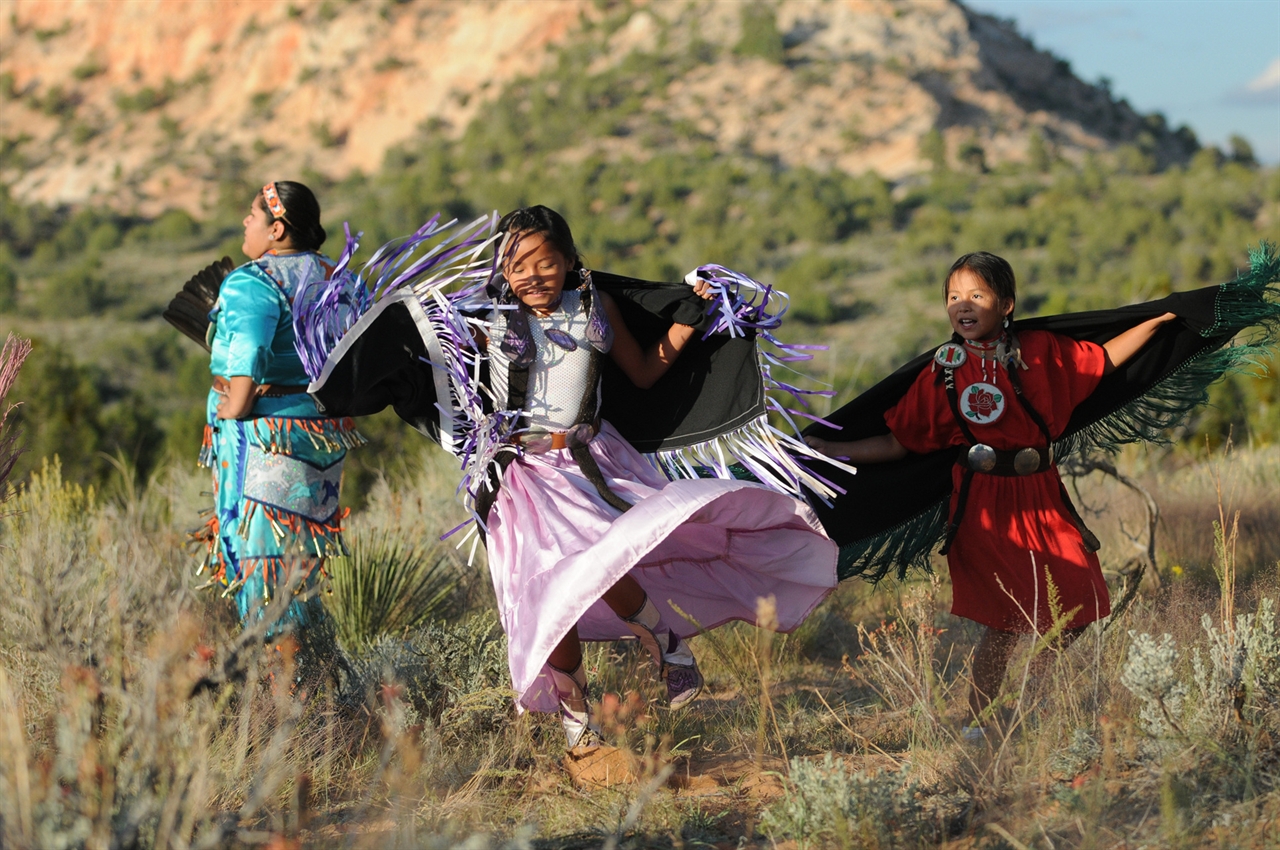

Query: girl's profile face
left=504, top=231, right=569, bottom=315
left=241, top=195, right=280, bottom=260
left=946, top=268, right=1014, bottom=342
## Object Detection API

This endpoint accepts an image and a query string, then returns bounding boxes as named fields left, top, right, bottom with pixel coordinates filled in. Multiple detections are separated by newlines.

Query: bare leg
left=548, top=624, right=582, bottom=673
left=968, top=627, right=1019, bottom=723
left=1027, top=625, right=1089, bottom=678
left=600, top=573, right=646, bottom=618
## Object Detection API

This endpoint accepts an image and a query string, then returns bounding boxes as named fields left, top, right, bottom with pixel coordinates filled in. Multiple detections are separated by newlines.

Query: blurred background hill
left=0, top=0, right=1275, bottom=497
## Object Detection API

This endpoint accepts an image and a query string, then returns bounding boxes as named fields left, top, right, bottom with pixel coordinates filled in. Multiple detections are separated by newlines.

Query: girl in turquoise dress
left=196, top=181, right=363, bottom=629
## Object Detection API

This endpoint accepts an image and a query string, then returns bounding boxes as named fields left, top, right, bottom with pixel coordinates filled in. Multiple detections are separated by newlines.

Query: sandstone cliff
left=0, top=0, right=1195, bottom=216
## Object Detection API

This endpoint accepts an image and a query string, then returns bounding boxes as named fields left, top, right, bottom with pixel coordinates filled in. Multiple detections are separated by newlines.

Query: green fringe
left=837, top=242, right=1280, bottom=584
left=1058, top=241, right=1280, bottom=458
left=1203, top=242, right=1280, bottom=338
left=836, top=499, right=948, bottom=582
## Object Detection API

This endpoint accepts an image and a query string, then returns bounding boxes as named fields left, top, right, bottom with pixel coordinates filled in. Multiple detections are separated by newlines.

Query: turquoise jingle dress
left=197, top=251, right=364, bottom=628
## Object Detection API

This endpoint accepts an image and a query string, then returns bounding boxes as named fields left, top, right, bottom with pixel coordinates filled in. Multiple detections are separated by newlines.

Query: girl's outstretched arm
left=602, top=290, right=706, bottom=389
left=1101, top=312, right=1177, bottom=374
left=804, top=433, right=908, bottom=463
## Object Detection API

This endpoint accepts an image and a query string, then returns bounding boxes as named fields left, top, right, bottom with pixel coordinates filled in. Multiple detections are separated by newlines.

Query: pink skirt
left=486, top=421, right=838, bottom=712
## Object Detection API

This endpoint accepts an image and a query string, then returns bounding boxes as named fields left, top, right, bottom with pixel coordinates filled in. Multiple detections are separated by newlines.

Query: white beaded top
left=489, top=289, right=600, bottom=430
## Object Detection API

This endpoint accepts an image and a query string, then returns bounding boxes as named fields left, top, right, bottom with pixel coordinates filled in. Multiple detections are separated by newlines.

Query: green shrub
left=114, top=79, right=176, bottom=113
left=0, top=245, right=17, bottom=312
left=71, top=58, right=105, bottom=80
left=85, top=221, right=120, bottom=252
left=734, top=3, right=785, bottom=63
left=343, top=612, right=511, bottom=735
left=249, top=90, right=272, bottom=119
left=42, top=255, right=109, bottom=317
left=35, top=84, right=79, bottom=119
left=70, top=122, right=98, bottom=145
left=130, top=208, right=199, bottom=243
left=8, top=340, right=163, bottom=488
left=762, top=756, right=929, bottom=847
left=777, top=255, right=858, bottom=324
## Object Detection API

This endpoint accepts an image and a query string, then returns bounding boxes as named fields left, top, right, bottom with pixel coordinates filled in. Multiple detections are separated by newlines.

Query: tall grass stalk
left=1205, top=438, right=1241, bottom=628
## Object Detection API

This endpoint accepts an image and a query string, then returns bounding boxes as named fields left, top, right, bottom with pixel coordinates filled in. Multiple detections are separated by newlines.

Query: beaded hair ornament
left=261, top=182, right=290, bottom=224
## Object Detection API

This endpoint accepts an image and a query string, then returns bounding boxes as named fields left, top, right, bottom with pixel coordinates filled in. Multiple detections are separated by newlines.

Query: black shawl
left=306, top=271, right=764, bottom=453
left=802, top=245, right=1280, bottom=582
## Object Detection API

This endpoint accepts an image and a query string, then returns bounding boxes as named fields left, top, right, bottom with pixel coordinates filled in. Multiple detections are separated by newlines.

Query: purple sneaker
left=664, top=660, right=703, bottom=710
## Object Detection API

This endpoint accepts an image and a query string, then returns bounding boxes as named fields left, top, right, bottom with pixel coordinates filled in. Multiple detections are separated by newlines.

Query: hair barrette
left=262, top=182, right=290, bottom=223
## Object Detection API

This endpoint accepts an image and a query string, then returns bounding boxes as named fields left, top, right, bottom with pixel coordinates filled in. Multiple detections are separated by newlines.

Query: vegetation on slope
left=2, top=149, right=1275, bottom=494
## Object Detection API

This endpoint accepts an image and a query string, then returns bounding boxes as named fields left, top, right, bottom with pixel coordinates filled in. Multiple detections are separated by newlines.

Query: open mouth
left=957, top=317, right=978, bottom=330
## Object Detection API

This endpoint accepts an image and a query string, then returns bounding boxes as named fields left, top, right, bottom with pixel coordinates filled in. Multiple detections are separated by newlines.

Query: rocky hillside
left=1, top=0, right=1197, bottom=216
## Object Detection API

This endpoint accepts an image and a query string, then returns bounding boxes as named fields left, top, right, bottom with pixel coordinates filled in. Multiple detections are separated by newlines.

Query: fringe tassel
left=188, top=498, right=346, bottom=598
left=189, top=511, right=223, bottom=584
left=245, top=416, right=367, bottom=455
left=215, top=557, right=321, bottom=603
left=253, top=501, right=350, bottom=553
left=197, top=424, right=214, bottom=468
left=836, top=500, right=949, bottom=583
left=293, top=214, right=500, bottom=381
left=646, top=414, right=851, bottom=502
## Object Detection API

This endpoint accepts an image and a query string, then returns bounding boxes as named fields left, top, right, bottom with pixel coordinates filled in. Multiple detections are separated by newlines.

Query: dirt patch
left=669, top=753, right=787, bottom=802
left=563, top=744, right=638, bottom=788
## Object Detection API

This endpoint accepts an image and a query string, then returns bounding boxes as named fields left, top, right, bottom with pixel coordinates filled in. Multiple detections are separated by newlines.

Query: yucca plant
left=324, top=530, right=461, bottom=651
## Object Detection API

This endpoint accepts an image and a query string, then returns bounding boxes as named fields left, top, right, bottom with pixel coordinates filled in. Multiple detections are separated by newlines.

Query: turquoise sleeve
left=218, top=268, right=282, bottom=381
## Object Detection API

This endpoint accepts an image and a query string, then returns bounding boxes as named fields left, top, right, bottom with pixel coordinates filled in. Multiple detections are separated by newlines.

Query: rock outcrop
left=0, top=0, right=1196, bottom=215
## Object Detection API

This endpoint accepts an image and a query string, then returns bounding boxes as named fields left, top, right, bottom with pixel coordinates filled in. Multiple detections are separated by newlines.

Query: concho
left=544, top=328, right=579, bottom=351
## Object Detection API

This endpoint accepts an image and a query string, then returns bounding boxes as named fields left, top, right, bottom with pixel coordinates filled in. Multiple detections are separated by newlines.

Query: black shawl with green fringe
left=802, top=244, right=1280, bottom=583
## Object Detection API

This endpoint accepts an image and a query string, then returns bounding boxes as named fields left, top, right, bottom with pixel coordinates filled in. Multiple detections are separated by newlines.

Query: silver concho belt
left=965, top=444, right=1051, bottom=476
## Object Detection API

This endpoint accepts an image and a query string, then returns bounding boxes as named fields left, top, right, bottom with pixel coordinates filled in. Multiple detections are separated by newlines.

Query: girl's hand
left=684, top=269, right=716, bottom=301
left=216, top=376, right=258, bottom=419
left=803, top=435, right=828, bottom=454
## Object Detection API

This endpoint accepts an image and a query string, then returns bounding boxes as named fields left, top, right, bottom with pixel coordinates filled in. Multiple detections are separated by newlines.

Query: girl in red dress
left=806, top=252, right=1175, bottom=733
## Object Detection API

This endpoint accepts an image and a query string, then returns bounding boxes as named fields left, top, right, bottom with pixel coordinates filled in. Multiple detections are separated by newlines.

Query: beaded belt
left=961, top=444, right=1051, bottom=476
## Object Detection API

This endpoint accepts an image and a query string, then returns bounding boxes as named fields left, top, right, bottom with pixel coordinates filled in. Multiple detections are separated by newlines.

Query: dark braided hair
left=258, top=180, right=326, bottom=252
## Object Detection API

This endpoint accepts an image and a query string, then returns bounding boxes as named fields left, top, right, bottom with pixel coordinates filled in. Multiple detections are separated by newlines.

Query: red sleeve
left=884, top=367, right=962, bottom=454
left=1036, top=332, right=1106, bottom=433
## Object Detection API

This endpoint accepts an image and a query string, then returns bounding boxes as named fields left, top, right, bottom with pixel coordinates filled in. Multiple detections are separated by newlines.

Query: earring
left=268, top=234, right=275, bottom=241
left=1003, top=316, right=1010, bottom=329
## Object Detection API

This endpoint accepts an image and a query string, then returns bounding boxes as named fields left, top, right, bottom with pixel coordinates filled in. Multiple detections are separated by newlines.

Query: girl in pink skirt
left=475, top=206, right=837, bottom=749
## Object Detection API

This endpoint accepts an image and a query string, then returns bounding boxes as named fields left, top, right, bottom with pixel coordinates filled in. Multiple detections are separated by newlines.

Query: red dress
left=885, top=330, right=1109, bottom=633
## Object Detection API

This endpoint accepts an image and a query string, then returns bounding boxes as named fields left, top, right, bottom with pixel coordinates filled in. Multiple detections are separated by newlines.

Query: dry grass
left=0, top=441, right=1276, bottom=849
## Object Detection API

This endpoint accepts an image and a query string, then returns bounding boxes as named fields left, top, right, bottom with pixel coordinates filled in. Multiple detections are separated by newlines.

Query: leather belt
left=513, top=422, right=598, bottom=454
left=961, top=444, right=1051, bottom=476
left=212, top=376, right=310, bottom=398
